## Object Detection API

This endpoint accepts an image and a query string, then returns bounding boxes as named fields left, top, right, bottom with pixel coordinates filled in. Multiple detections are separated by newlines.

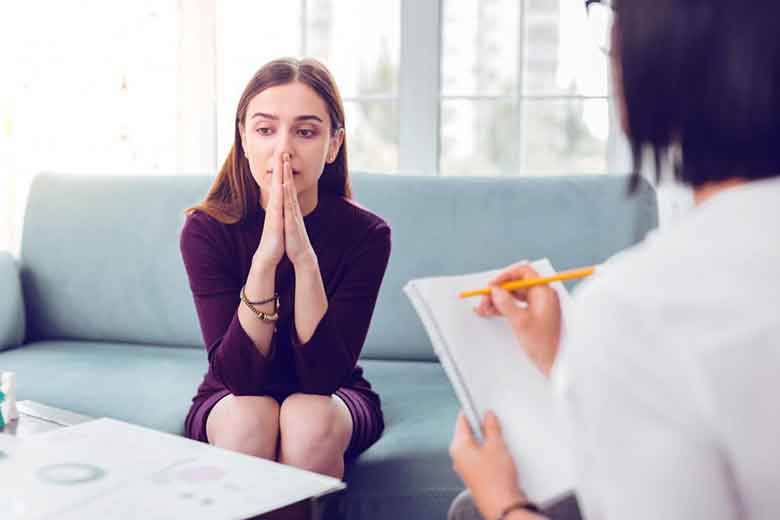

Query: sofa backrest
left=353, top=174, right=657, bottom=360
left=21, top=173, right=657, bottom=360
left=21, top=174, right=208, bottom=348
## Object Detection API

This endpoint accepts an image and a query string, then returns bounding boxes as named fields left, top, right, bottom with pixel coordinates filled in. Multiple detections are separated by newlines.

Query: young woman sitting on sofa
left=180, top=58, right=391, bottom=479
left=448, top=0, right=780, bottom=519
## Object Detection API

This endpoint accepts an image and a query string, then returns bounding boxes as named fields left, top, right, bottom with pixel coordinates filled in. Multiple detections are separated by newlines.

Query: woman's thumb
left=490, top=287, right=521, bottom=318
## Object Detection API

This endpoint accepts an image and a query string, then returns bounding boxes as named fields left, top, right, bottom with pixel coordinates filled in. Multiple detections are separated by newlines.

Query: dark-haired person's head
left=612, top=0, right=780, bottom=191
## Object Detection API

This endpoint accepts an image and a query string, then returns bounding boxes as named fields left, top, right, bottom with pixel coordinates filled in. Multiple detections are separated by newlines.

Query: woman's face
left=240, top=81, right=344, bottom=209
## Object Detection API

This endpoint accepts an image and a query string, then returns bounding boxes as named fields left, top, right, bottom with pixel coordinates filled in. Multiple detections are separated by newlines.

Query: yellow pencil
left=458, top=266, right=596, bottom=299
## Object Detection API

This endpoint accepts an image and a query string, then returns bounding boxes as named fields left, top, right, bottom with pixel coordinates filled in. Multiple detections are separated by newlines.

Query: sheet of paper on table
left=0, top=418, right=345, bottom=520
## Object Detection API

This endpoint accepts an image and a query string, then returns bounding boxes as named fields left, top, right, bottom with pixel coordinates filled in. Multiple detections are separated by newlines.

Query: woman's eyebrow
left=294, top=115, right=324, bottom=123
left=250, top=112, right=278, bottom=120
left=249, top=112, right=324, bottom=123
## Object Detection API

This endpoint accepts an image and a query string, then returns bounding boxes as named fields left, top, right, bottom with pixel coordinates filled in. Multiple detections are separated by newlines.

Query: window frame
left=179, top=0, right=623, bottom=177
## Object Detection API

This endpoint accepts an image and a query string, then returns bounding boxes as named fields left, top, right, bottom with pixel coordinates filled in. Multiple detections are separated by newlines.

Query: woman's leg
left=205, top=394, right=280, bottom=460
left=277, top=393, right=353, bottom=478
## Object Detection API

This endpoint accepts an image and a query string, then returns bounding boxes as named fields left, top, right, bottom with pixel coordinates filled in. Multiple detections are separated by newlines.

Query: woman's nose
left=274, top=135, right=294, bottom=160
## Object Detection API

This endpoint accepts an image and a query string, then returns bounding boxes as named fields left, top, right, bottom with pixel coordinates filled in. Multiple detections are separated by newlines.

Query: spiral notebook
left=403, top=258, right=575, bottom=503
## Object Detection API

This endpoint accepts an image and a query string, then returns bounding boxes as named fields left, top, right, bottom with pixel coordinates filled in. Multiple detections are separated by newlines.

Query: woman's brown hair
left=187, top=57, right=351, bottom=223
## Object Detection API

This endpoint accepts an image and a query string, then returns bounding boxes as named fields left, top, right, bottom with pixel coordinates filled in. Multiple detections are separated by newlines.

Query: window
left=216, top=0, right=401, bottom=172
left=214, top=0, right=613, bottom=176
left=1, top=1, right=177, bottom=175
left=2, top=0, right=620, bottom=254
left=440, top=0, right=610, bottom=176
left=0, top=0, right=178, bottom=254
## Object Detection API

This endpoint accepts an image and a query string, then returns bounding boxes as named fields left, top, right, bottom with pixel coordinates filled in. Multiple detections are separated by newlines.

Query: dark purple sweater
left=180, top=192, right=391, bottom=405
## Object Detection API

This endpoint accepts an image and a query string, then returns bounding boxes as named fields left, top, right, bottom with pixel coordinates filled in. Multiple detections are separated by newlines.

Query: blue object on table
left=0, top=388, right=5, bottom=429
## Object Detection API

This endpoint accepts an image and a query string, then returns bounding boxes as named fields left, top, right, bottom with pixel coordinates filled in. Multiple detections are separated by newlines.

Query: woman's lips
left=265, top=169, right=301, bottom=175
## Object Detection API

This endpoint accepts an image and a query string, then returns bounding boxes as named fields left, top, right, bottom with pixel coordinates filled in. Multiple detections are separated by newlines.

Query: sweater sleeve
left=180, top=213, right=275, bottom=396
left=291, top=221, right=391, bottom=395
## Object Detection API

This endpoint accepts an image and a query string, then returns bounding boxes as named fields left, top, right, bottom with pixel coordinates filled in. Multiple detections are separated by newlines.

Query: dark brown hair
left=616, top=0, right=780, bottom=192
left=187, top=57, right=351, bottom=222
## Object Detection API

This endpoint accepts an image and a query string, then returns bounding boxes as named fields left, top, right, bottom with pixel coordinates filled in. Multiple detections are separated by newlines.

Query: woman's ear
left=326, top=128, right=345, bottom=164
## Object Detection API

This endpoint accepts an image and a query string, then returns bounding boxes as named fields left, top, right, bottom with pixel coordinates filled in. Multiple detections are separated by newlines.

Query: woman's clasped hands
left=253, top=152, right=317, bottom=270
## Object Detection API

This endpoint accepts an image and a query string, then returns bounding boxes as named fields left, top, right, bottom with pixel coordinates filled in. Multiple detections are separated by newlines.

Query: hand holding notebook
left=403, top=258, right=575, bottom=503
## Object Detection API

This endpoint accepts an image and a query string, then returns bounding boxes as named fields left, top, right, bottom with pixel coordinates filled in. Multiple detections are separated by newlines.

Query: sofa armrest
left=0, top=251, right=25, bottom=350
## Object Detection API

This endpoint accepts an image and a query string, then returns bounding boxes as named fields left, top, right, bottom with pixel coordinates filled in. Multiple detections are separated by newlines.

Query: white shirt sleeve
left=555, top=285, right=741, bottom=520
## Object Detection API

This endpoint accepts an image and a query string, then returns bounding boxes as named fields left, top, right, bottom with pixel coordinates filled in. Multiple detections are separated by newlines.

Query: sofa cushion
left=343, top=359, right=462, bottom=520
left=21, top=174, right=208, bottom=348
left=0, top=340, right=206, bottom=433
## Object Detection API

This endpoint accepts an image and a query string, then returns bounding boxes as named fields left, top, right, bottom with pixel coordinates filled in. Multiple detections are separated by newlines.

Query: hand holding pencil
left=460, top=265, right=595, bottom=299
left=472, top=261, right=581, bottom=376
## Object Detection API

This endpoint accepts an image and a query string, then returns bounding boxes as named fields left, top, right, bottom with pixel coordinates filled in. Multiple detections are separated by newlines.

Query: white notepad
left=404, top=258, right=574, bottom=503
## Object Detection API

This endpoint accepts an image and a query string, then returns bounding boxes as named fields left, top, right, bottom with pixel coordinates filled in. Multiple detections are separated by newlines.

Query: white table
left=0, top=403, right=344, bottom=520
left=0, top=400, right=93, bottom=437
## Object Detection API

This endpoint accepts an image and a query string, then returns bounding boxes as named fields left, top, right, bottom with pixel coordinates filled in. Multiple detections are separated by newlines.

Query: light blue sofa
left=0, top=172, right=657, bottom=519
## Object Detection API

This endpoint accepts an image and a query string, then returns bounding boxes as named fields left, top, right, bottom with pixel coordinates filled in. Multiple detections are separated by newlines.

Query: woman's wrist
left=291, top=249, right=319, bottom=273
left=246, top=258, right=277, bottom=300
left=251, top=254, right=278, bottom=277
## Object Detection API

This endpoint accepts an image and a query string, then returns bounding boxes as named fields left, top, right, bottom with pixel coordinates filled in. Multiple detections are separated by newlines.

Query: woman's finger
left=451, top=411, right=477, bottom=449
left=491, top=286, right=527, bottom=321
left=284, top=181, right=295, bottom=231
left=476, top=294, right=501, bottom=317
left=284, top=159, right=306, bottom=226
left=283, top=156, right=295, bottom=211
left=269, top=153, right=284, bottom=216
left=474, top=295, right=490, bottom=316
left=489, top=262, right=539, bottom=286
left=274, top=153, right=284, bottom=191
left=282, top=153, right=292, bottom=184
left=482, top=410, right=503, bottom=440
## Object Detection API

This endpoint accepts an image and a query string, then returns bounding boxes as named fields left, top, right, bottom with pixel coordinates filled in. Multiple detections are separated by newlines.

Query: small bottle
left=0, top=387, right=5, bottom=429
left=0, top=372, right=18, bottom=422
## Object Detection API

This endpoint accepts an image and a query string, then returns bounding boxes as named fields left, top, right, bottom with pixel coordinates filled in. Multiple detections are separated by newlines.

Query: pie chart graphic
left=36, top=463, right=107, bottom=485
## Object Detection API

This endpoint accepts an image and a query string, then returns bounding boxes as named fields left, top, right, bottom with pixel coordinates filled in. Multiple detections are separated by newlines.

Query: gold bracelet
left=241, top=285, right=279, bottom=322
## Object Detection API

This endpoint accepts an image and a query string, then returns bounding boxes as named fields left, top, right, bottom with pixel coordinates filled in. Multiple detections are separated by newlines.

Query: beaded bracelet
left=243, top=290, right=278, bottom=305
left=240, top=285, right=279, bottom=322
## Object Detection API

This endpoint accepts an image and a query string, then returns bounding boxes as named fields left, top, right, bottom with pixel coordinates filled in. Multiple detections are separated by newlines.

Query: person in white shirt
left=447, top=0, right=780, bottom=519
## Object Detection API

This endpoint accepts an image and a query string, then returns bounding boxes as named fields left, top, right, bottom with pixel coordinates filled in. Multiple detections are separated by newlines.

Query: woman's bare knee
left=206, top=395, right=280, bottom=459
left=278, top=393, right=352, bottom=476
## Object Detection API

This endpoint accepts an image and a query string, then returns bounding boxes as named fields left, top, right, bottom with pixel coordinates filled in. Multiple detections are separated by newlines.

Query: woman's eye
left=256, top=127, right=273, bottom=136
left=297, top=129, right=315, bottom=138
